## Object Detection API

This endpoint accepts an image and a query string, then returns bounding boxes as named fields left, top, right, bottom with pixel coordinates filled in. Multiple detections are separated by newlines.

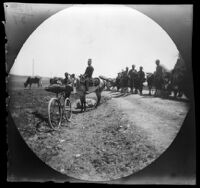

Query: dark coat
left=128, top=69, right=137, bottom=81
left=138, top=70, right=145, bottom=83
left=84, top=65, right=94, bottom=78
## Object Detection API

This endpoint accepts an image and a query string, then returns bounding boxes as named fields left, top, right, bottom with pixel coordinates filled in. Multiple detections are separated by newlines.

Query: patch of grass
left=9, top=88, right=159, bottom=181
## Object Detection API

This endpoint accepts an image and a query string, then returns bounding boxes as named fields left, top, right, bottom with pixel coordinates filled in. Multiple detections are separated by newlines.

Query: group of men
left=115, top=59, right=164, bottom=95
left=116, top=64, right=145, bottom=94
left=62, top=58, right=164, bottom=95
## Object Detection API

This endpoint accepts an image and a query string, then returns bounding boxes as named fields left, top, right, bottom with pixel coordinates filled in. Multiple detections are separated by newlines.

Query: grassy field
left=8, top=74, right=161, bottom=181
left=8, top=74, right=187, bottom=182
left=7, top=74, right=51, bottom=91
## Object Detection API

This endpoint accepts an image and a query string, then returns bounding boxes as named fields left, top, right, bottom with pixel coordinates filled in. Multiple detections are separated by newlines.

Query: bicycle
left=46, top=85, right=72, bottom=130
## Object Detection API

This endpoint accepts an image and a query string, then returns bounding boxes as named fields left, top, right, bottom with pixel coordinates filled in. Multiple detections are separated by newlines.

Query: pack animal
left=75, top=75, right=106, bottom=112
left=24, top=76, right=42, bottom=88
left=146, top=73, right=155, bottom=95
left=49, top=77, right=64, bottom=85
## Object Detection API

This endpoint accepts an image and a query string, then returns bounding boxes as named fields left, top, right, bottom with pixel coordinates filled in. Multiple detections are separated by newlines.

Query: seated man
left=84, top=58, right=94, bottom=93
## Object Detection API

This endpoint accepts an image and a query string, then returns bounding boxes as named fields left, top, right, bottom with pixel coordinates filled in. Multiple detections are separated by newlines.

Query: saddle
left=88, top=78, right=100, bottom=87
left=80, top=76, right=100, bottom=87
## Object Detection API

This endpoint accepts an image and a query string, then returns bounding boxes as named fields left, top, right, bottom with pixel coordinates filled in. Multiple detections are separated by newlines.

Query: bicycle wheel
left=64, top=98, right=72, bottom=122
left=48, top=97, right=62, bottom=129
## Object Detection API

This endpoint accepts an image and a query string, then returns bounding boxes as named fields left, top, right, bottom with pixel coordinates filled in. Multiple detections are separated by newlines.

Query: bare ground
left=8, top=87, right=189, bottom=181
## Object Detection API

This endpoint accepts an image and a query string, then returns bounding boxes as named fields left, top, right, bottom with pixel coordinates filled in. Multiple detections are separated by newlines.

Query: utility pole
left=32, top=58, right=34, bottom=77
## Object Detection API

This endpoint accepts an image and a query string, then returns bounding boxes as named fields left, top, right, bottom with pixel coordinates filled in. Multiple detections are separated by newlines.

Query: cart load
left=45, top=84, right=73, bottom=94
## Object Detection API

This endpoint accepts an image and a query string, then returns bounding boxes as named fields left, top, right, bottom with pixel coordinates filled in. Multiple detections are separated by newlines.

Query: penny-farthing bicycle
left=45, top=85, right=72, bottom=130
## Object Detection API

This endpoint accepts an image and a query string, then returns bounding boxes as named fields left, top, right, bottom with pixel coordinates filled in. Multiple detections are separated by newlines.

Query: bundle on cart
left=45, top=84, right=66, bottom=94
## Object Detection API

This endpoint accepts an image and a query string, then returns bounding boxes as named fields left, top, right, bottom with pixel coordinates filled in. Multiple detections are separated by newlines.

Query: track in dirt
left=105, top=91, right=190, bottom=154
left=8, top=85, right=189, bottom=181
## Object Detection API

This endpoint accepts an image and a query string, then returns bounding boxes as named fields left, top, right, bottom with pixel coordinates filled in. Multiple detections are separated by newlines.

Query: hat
left=156, top=59, right=160, bottom=64
left=88, top=59, right=92, bottom=64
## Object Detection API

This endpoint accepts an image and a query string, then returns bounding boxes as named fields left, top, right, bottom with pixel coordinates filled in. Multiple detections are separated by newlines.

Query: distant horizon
left=9, top=60, right=174, bottom=79
left=8, top=73, right=51, bottom=79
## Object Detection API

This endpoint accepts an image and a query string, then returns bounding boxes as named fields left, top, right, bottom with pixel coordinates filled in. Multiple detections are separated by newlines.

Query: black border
left=2, top=1, right=198, bottom=185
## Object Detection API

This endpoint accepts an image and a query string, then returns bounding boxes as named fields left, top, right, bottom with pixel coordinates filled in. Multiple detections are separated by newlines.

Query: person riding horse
left=84, top=58, right=94, bottom=93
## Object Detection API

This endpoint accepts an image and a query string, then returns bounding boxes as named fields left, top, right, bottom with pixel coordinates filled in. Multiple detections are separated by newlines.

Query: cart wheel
left=48, top=98, right=62, bottom=130
left=64, top=98, right=72, bottom=122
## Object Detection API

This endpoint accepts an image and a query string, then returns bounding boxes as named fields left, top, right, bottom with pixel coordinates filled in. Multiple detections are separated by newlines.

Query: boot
left=85, top=81, right=89, bottom=94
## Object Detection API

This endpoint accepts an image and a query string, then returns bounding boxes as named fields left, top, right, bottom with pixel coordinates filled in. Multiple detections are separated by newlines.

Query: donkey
left=75, top=75, right=106, bottom=112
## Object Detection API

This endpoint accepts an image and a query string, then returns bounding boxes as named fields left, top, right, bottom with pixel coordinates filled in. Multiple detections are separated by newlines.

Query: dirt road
left=9, top=87, right=190, bottom=181
left=103, top=91, right=189, bottom=154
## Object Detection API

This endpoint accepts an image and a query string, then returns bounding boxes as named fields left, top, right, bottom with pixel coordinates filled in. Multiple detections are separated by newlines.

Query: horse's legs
left=148, top=86, right=151, bottom=95
left=80, top=98, right=84, bottom=112
left=154, top=88, right=157, bottom=96
left=178, top=90, right=183, bottom=98
left=80, top=101, right=83, bottom=112
left=139, top=84, right=143, bottom=95
left=174, top=89, right=178, bottom=98
left=95, top=91, right=101, bottom=108
left=83, top=96, right=86, bottom=111
left=135, top=87, right=138, bottom=94
left=80, top=93, right=86, bottom=112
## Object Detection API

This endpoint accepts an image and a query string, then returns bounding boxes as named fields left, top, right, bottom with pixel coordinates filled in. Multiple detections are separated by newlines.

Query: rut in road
left=106, top=92, right=189, bottom=154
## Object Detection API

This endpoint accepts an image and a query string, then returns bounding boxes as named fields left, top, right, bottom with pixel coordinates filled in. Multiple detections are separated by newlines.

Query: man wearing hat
left=155, top=59, right=163, bottom=79
left=121, top=67, right=129, bottom=93
left=138, top=66, right=146, bottom=95
left=128, top=64, right=137, bottom=94
left=63, top=72, right=70, bottom=85
left=84, top=58, right=94, bottom=92
left=63, top=72, right=73, bottom=99
left=154, top=59, right=164, bottom=91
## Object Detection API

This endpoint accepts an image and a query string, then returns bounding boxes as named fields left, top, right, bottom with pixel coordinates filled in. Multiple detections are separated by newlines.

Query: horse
left=49, top=77, right=64, bottom=85
left=24, top=76, right=42, bottom=88
left=99, top=76, right=120, bottom=91
left=146, top=71, right=172, bottom=97
left=167, top=70, right=185, bottom=98
left=75, top=75, right=106, bottom=112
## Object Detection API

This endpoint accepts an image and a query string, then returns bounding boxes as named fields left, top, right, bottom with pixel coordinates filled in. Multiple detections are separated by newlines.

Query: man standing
left=116, top=72, right=121, bottom=91
left=63, top=72, right=73, bottom=99
left=63, top=72, right=70, bottom=85
left=84, top=58, right=94, bottom=92
left=128, top=64, right=137, bottom=94
left=123, top=67, right=129, bottom=93
left=138, top=66, right=145, bottom=95
left=70, top=74, right=76, bottom=93
left=154, top=59, right=164, bottom=94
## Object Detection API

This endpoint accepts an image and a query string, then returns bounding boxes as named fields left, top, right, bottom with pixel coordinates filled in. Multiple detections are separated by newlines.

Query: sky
left=9, top=5, right=179, bottom=78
